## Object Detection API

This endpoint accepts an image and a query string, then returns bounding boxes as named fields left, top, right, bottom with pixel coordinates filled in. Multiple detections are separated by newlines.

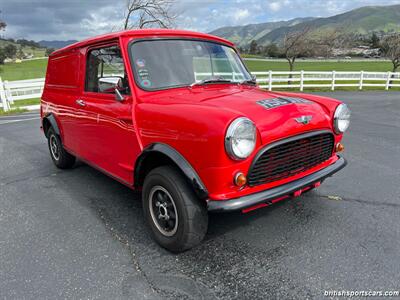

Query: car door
left=75, top=43, right=141, bottom=185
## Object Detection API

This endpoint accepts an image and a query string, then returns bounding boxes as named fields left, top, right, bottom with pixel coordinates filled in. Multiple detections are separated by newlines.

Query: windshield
left=129, top=39, right=252, bottom=90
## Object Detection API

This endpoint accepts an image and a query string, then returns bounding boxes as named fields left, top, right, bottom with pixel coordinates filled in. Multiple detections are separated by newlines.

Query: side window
left=85, top=45, right=130, bottom=94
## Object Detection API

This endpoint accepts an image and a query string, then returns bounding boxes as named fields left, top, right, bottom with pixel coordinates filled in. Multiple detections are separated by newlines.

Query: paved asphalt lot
left=0, top=91, right=399, bottom=299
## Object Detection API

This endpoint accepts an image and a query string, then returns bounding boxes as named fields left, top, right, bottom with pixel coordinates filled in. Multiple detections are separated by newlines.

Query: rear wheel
left=143, top=166, right=208, bottom=252
left=47, top=127, right=75, bottom=169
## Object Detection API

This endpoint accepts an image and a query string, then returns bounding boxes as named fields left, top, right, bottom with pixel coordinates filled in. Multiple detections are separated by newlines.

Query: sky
left=1, top=0, right=400, bottom=41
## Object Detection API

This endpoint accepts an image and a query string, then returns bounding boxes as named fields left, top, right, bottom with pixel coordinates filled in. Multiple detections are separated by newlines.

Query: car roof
left=51, top=29, right=234, bottom=56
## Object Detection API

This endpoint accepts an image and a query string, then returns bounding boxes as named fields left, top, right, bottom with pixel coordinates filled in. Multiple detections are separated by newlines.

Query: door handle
left=76, top=99, right=86, bottom=107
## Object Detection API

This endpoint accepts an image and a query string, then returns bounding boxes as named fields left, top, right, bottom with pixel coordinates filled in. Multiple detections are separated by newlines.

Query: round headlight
left=333, top=103, right=351, bottom=134
left=225, top=117, right=256, bottom=160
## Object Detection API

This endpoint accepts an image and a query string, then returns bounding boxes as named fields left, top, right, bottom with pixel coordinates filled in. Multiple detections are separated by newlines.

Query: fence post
left=359, top=71, right=364, bottom=90
left=268, top=70, right=272, bottom=91
left=300, top=70, right=304, bottom=92
left=0, top=77, right=10, bottom=112
left=4, top=80, right=15, bottom=105
left=331, top=70, right=336, bottom=91
left=385, top=71, right=391, bottom=90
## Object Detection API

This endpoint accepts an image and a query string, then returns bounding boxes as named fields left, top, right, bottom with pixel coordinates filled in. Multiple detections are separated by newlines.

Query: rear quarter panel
left=41, top=49, right=82, bottom=150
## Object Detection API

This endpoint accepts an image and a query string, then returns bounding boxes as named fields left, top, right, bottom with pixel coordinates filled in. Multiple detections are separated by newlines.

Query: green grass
left=0, top=58, right=48, bottom=81
left=0, top=56, right=396, bottom=87
left=0, top=107, right=28, bottom=115
left=244, top=59, right=395, bottom=72
left=241, top=54, right=265, bottom=59
left=10, top=98, right=40, bottom=108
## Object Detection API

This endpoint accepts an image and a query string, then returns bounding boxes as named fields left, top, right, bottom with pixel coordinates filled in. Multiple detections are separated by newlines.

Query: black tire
left=47, top=127, right=76, bottom=169
left=143, top=166, right=208, bottom=253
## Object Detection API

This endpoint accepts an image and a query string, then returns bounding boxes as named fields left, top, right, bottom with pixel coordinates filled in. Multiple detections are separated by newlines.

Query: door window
left=85, top=45, right=130, bottom=94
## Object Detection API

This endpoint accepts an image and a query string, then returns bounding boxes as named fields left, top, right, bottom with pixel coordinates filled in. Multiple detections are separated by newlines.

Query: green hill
left=210, top=18, right=314, bottom=47
left=211, top=4, right=400, bottom=46
left=0, top=39, right=47, bottom=58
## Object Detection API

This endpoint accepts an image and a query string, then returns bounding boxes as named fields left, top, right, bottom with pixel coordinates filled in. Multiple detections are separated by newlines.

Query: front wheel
left=143, top=166, right=208, bottom=253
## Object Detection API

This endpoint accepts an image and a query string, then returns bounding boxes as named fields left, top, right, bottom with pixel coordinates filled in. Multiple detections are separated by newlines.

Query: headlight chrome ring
left=333, top=103, right=351, bottom=134
left=225, top=117, right=256, bottom=160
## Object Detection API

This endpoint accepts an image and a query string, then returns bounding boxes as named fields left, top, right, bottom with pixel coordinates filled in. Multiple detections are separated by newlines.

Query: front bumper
left=207, top=156, right=347, bottom=212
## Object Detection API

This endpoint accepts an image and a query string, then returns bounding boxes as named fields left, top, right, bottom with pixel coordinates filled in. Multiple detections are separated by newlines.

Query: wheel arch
left=134, top=143, right=208, bottom=200
left=42, top=113, right=60, bottom=137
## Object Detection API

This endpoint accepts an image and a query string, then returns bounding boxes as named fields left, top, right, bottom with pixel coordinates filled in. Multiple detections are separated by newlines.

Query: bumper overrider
left=207, top=156, right=347, bottom=212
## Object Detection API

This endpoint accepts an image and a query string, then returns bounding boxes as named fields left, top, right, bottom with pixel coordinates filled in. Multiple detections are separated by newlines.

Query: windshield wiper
left=190, top=77, right=233, bottom=88
left=239, top=78, right=257, bottom=85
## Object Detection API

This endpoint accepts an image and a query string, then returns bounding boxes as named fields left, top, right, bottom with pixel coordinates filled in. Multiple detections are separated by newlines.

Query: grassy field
left=10, top=98, right=41, bottom=108
left=0, top=108, right=28, bottom=115
left=0, top=58, right=48, bottom=81
left=0, top=58, right=396, bottom=82
left=245, top=60, right=395, bottom=72
left=1, top=56, right=397, bottom=114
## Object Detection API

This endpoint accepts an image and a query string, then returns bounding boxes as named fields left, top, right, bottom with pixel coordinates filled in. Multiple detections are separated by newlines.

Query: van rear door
left=43, top=50, right=81, bottom=153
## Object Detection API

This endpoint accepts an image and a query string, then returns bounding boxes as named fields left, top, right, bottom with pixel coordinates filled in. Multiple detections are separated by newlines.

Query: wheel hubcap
left=149, top=186, right=178, bottom=237
left=50, top=135, right=60, bottom=161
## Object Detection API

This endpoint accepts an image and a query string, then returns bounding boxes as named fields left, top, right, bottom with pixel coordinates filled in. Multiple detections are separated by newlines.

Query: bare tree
left=0, top=10, right=6, bottom=31
left=282, top=27, right=312, bottom=72
left=381, top=34, right=400, bottom=73
left=123, top=0, right=176, bottom=29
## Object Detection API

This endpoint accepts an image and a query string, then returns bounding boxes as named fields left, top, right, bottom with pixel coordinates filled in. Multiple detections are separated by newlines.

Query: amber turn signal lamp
left=234, top=172, right=247, bottom=187
left=335, top=143, right=345, bottom=152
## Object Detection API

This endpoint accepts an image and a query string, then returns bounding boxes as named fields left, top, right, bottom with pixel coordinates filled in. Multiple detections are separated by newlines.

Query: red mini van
left=41, top=29, right=350, bottom=252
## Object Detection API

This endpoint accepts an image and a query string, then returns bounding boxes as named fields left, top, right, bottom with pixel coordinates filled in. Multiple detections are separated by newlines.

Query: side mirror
left=98, top=76, right=125, bottom=101
left=98, top=76, right=122, bottom=92
left=251, top=74, right=257, bottom=81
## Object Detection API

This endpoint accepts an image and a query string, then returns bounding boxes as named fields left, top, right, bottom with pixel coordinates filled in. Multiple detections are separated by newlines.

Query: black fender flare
left=135, top=143, right=208, bottom=200
left=43, top=113, right=60, bottom=136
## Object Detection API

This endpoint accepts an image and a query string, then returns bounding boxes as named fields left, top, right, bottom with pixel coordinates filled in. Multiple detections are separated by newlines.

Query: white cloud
left=233, top=9, right=250, bottom=21
left=268, top=2, right=282, bottom=12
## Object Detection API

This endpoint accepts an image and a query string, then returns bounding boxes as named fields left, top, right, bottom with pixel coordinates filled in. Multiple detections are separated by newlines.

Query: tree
left=45, top=48, right=55, bottom=56
left=381, top=34, right=400, bottom=72
left=249, top=40, right=258, bottom=55
left=0, top=12, right=6, bottom=67
left=123, top=0, right=176, bottom=29
left=371, top=33, right=380, bottom=48
left=17, top=47, right=24, bottom=59
left=4, top=44, right=17, bottom=58
left=0, top=10, right=6, bottom=31
left=282, top=27, right=312, bottom=72
left=0, top=48, right=6, bottom=64
left=264, top=43, right=280, bottom=57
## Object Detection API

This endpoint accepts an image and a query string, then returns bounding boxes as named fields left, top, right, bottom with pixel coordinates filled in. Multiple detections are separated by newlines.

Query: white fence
left=0, top=77, right=44, bottom=111
left=1, top=71, right=400, bottom=112
left=195, top=71, right=400, bottom=91
left=253, top=71, right=400, bottom=91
